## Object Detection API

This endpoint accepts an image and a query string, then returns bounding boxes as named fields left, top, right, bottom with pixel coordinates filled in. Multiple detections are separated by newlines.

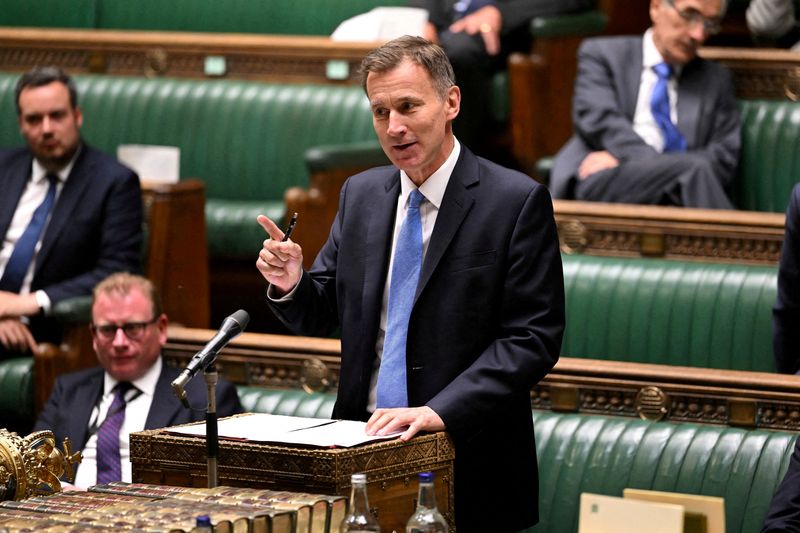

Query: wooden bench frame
left=163, top=325, right=800, bottom=433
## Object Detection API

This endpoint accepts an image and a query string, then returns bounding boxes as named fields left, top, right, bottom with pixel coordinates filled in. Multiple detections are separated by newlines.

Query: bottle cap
left=196, top=515, right=212, bottom=526
left=351, top=473, right=367, bottom=483
left=419, top=471, right=434, bottom=483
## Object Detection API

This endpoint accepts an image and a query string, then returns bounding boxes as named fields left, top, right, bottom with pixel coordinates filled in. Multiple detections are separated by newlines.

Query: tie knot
left=653, top=62, right=673, bottom=80
left=45, top=173, right=58, bottom=186
left=113, top=381, right=133, bottom=398
left=408, top=189, right=425, bottom=210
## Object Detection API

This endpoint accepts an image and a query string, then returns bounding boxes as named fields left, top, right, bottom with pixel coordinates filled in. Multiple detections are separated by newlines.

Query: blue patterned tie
left=0, top=173, right=58, bottom=293
left=651, top=62, right=686, bottom=152
left=377, top=189, right=425, bottom=408
left=96, top=382, right=133, bottom=484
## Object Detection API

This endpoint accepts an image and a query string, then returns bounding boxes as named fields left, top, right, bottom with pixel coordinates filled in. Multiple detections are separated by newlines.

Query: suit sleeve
left=761, top=438, right=800, bottom=531
left=426, top=184, right=564, bottom=433
left=774, top=186, right=800, bottom=374
left=215, top=379, right=245, bottom=417
left=42, top=167, right=143, bottom=305
left=572, top=39, right=658, bottom=162
left=495, top=0, right=594, bottom=33
left=33, top=376, right=68, bottom=443
left=687, top=65, right=740, bottom=190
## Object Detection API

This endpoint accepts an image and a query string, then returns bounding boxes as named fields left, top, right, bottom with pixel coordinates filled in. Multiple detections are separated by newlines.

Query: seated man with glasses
left=33, top=272, right=242, bottom=489
left=550, top=0, right=740, bottom=209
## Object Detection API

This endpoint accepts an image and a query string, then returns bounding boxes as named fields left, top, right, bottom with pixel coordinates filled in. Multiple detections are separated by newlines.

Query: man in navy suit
left=0, top=66, right=142, bottom=354
left=550, top=0, right=739, bottom=209
left=773, top=183, right=800, bottom=374
left=256, top=36, right=564, bottom=532
left=34, top=273, right=242, bottom=488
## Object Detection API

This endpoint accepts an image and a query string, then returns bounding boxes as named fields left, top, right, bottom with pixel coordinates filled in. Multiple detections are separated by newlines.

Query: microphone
left=171, top=309, right=249, bottom=406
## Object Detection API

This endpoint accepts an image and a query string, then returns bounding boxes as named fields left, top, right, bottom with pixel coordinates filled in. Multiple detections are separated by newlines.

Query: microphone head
left=223, top=309, right=250, bottom=334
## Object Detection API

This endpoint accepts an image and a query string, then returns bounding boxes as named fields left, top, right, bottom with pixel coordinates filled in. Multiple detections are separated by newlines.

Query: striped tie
left=96, top=382, right=133, bottom=484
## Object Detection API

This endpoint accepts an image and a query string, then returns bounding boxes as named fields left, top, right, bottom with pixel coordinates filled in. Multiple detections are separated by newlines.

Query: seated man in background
left=34, top=273, right=243, bottom=488
left=409, top=0, right=593, bottom=157
left=0, top=66, right=142, bottom=356
left=550, top=0, right=740, bottom=209
left=747, top=0, right=800, bottom=50
left=773, top=183, right=800, bottom=374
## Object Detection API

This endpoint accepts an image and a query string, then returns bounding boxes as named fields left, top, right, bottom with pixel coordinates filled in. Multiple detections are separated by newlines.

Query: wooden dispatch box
left=130, top=418, right=455, bottom=532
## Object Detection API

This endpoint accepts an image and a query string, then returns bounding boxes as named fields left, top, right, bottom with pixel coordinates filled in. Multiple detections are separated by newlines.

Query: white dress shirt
left=73, top=357, right=161, bottom=489
left=632, top=29, right=682, bottom=153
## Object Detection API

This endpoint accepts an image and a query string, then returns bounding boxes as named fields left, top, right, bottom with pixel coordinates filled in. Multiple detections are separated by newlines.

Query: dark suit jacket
left=774, top=184, right=800, bottom=374
left=550, top=35, right=741, bottom=200
left=33, top=362, right=243, bottom=453
left=0, top=143, right=143, bottom=343
left=268, top=146, right=565, bottom=532
left=761, top=437, right=800, bottom=531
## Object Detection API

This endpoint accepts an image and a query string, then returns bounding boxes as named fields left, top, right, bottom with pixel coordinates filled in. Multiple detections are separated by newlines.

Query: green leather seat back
left=736, top=99, right=800, bottom=213
left=95, top=0, right=405, bottom=34
left=562, top=254, right=777, bottom=371
left=0, top=0, right=98, bottom=28
left=0, top=358, right=34, bottom=432
left=0, top=73, right=376, bottom=259
left=236, top=386, right=336, bottom=418
left=530, top=411, right=797, bottom=533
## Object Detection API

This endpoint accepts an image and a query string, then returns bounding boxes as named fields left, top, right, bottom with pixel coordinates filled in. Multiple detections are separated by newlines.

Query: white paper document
left=168, top=413, right=401, bottom=448
left=331, top=7, right=428, bottom=42
left=117, top=144, right=180, bottom=184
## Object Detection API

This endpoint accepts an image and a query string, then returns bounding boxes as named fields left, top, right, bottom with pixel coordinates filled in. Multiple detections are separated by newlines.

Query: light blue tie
left=651, top=62, right=686, bottom=153
left=0, top=173, right=58, bottom=293
left=377, top=189, right=425, bottom=408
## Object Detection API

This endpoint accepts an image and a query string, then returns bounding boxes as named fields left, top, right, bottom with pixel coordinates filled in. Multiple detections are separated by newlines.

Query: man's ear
left=446, top=85, right=461, bottom=121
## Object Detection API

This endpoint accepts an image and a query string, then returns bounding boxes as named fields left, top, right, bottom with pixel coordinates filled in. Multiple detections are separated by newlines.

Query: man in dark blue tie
left=0, top=67, right=143, bottom=355
left=550, top=0, right=739, bottom=209
left=256, top=36, right=564, bottom=532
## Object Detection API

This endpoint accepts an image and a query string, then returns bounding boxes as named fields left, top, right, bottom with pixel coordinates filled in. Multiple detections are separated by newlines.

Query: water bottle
left=193, top=514, right=214, bottom=533
left=341, top=473, right=380, bottom=532
left=406, top=472, right=448, bottom=533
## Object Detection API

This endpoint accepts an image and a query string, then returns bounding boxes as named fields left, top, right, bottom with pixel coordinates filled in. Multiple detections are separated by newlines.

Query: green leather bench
left=0, top=73, right=376, bottom=261
left=562, top=254, right=777, bottom=372
left=233, top=386, right=798, bottom=533
left=0, top=358, right=34, bottom=434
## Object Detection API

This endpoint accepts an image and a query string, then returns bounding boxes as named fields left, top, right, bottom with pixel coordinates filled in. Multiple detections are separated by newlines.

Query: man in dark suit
left=550, top=0, right=740, bottom=209
left=256, top=36, right=564, bottom=532
left=34, top=273, right=242, bottom=488
left=773, top=184, right=800, bottom=374
left=408, top=0, right=593, bottom=155
left=0, top=66, right=142, bottom=355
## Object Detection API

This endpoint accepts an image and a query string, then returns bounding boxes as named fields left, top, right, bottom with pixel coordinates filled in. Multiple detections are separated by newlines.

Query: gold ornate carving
left=635, top=386, right=670, bottom=421
left=558, top=219, right=588, bottom=254
left=0, top=430, right=81, bottom=500
left=145, top=49, right=169, bottom=77
left=301, top=358, right=332, bottom=393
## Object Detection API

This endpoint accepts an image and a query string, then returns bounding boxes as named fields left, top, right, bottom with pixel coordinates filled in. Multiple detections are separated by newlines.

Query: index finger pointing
left=257, top=215, right=284, bottom=241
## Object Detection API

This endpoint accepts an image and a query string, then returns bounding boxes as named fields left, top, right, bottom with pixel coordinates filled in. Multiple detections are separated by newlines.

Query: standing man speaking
left=257, top=36, right=564, bottom=532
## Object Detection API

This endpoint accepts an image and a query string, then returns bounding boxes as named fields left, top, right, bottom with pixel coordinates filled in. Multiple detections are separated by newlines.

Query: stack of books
left=0, top=482, right=346, bottom=533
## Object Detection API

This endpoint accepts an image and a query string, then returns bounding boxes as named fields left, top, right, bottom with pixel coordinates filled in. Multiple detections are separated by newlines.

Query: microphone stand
left=204, top=362, right=219, bottom=488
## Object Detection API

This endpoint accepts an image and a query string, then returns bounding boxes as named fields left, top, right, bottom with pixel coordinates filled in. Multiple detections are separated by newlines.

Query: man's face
left=651, top=0, right=722, bottom=65
left=91, top=288, right=167, bottom=383
left=17, top=81, right=83, bottom=171
left=366, top=60, right=460, bottom=185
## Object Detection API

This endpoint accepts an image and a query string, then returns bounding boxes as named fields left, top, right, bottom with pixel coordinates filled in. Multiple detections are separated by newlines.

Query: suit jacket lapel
left=677, top=60, right=703, bottom=149
left=36, top=146, right=93, bottom=273
left=72, top=371, right=104, bottom=449
left=622, top=37, right=644, bottom=119
left=0, top=153, right=32, bottom=239
left=416, top=148, right=476, bottom=300
left=145, top=365, right=186, bottom=430
left=361, top=172, right=400, bottom=324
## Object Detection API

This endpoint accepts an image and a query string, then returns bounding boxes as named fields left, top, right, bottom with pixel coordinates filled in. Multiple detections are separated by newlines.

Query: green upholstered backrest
left=0, top=73, right=376, bottom=259
left=736, top=99, right=800, bottom=213
left=561, top=254, right=777, bottom=371
left=0, top=0, right=98, bottom=28
left=236, top=386, right=336, bottom=418
left=530, top=411, right=797, bottom=533
left=0, top=358, right=34, bottom=433
left=95, top=0, right=405, bottom=34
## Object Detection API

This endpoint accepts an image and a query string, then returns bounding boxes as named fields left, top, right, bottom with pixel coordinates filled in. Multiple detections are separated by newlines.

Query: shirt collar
left=398, top=137, right=461, bottom=209
left=643, top=28, right=684, bottom=77
left=103, top=356, right=162, bottom=398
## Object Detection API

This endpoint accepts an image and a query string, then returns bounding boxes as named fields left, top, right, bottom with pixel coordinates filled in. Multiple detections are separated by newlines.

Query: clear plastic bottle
left=341, top=473, right=380, bottom=532
left=406, top=472, right=448, bottom=533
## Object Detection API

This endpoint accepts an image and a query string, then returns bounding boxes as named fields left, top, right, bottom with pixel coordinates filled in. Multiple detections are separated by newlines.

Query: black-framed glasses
left=91, top=318, right=157, bottom=341
left=663, top=0, right=722, bottom=35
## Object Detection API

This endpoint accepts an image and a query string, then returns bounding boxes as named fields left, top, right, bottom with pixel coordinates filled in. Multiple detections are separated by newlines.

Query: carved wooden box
left=130, top=419, right=455, bottom=532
